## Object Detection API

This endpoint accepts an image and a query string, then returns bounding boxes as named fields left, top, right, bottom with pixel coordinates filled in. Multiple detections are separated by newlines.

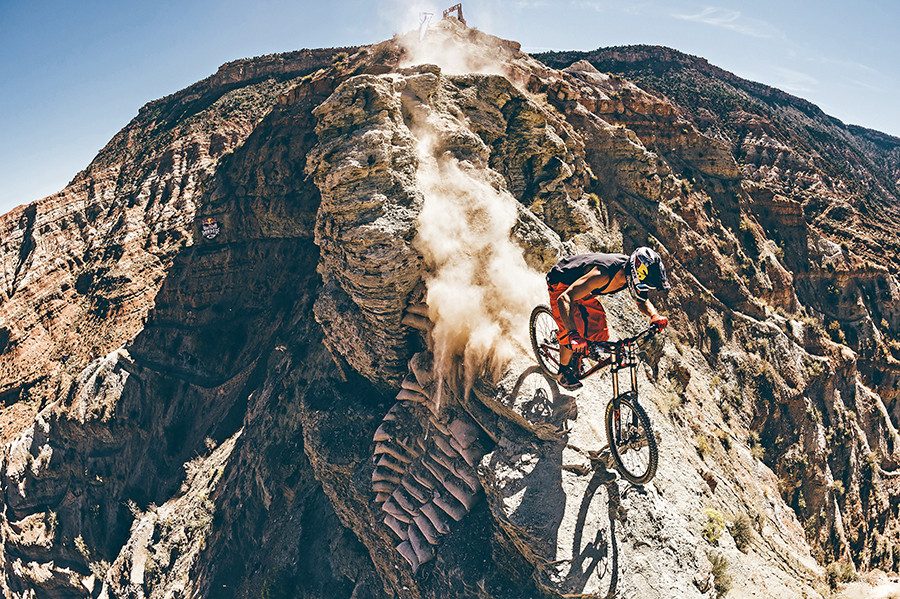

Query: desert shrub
left=730, top=512, right=753, bottom=552
left=74, top=534, right=111, bottom=580
left=695, top=435, right=711, bottom=457
left=799, top=314, right=826, bottom=339
left=714, top=429, right=731, bottom=451
left=804, top=355, right=826, bottom=380
left=702, top=508, right=726, bottom=544
left=749, top=431, right=765, bottom=461
left=708, top=551, right=732, bottom=597
left=825, top=560, right=857, bottom=589
left=774, top=245, right=785, bottom=262
left=826, top=319, right=846, bottom=344
left=332, top=51, right=349, bottom=68
left=660, top=391, right=683, bottom=415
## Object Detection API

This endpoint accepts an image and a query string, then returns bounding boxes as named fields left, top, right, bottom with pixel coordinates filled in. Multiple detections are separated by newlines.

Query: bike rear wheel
left=605, top=392, right=657, bottom=485
left=529, top=305, right=560, bottom=377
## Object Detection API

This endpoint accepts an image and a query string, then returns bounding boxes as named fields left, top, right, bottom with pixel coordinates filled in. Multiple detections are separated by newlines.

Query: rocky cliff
left=2, top=20, right=900, bottom=599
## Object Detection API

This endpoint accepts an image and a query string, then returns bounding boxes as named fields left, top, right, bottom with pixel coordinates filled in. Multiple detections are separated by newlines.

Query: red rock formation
left=4, top=21, right=900, bottom=599
left=0, top=49, right=345, bottom=444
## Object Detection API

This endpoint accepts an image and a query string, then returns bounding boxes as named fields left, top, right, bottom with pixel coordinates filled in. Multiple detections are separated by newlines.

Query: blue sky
left=1, top=0, right=897, bottom=215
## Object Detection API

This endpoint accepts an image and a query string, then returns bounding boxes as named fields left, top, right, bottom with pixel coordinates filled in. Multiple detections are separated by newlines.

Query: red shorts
left=548, top=283, right=610, bottom=344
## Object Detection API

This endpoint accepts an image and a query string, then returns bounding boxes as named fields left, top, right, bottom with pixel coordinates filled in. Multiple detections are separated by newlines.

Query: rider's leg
left=580, top=296, right=610, bottom=343
left=549, top=283, right=585, bottom=390
left=549, top=283, right=576, bottom=368
left=559, top=344, right=573, bottom=367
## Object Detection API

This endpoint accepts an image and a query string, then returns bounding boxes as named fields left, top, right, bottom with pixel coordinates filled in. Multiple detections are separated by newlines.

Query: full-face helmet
left=627, top=247, right=671, bottom=301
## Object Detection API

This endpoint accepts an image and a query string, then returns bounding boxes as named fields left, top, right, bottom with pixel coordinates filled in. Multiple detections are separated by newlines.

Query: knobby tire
left=605, top=392, right=658, bottom=485
left=529, top=304, right=560, bottom=377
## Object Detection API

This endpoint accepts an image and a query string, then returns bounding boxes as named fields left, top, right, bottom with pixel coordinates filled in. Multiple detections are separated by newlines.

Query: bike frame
left=592, top=327, right=655, bottom=440
left=531, top=308, right=660, bottom=482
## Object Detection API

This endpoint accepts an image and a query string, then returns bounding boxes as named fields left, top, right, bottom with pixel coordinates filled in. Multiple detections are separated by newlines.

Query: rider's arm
left=635, top=298, right=659, bottom=319
left=557, top=269, right=608, bottom=339
left=636, top=298, right=668, bottom=329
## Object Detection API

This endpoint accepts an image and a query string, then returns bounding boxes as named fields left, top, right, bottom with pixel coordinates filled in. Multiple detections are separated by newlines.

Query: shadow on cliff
left=567, top=468, right=621, bottom=597
left=486, top=367, right=621, bottom=597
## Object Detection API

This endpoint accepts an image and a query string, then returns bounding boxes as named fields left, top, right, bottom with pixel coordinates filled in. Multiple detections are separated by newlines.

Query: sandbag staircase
left=370, top=303, right=487, bottom=572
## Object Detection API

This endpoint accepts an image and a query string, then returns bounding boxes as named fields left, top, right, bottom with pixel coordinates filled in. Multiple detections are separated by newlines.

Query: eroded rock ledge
left=3, top=18, right=900, bottom=599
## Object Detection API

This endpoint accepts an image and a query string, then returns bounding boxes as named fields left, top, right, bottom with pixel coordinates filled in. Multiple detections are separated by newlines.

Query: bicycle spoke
left=530, top=306, right=561, bottom=377
left=606, top=394, right=657, bottom=485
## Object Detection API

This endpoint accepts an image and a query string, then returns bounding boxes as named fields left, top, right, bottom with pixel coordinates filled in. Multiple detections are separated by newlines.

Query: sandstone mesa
left=1, top=20, right=900, bottom=599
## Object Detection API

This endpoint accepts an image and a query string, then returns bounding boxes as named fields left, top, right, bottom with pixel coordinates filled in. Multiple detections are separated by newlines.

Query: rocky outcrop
left=4, top=18, right=900, bottom=599
left=305, top=73, right=425, bottom=388
left=0, top=49, right=342, bottom=445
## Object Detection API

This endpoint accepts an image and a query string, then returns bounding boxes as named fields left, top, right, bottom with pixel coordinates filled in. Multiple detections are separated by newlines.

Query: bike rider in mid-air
left=546, top=247, right=671, bottom=390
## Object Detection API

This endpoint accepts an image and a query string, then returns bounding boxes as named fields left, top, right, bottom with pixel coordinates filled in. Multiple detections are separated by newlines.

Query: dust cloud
left=383, top=2, right=547, bottom=398
left=413, top=132, right=546, bottom=398
left=383, top=1, right=510, bottom=76
left=399, top=30, right=507, bottom=76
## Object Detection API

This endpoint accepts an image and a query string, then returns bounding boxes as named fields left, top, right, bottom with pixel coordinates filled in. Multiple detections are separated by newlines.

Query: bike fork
left=612, top=368, right=621, bottom=440
left=611, top=365, right=640, bottom=440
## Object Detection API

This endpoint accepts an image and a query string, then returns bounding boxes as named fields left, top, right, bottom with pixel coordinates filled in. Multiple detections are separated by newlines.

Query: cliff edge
left=2, top=20, right=900, bottom=599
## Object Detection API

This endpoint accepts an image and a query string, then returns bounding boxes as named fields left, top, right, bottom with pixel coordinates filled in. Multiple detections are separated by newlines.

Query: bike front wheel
left=529, top=305, right=560, bottom=377
left=605, top=392, right=657, bottom=485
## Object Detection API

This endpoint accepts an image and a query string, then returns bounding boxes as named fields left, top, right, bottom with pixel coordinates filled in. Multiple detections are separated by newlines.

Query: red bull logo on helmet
left=636, top=260, right=649, bottom=281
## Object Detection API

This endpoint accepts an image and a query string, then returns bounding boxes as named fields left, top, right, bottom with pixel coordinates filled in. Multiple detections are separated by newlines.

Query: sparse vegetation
left=729, top=512, right=754, bottom=552
left=695, top=434, right=711, bottom=457
left=702, top=508, right=726, bottom=544
left=74, top=534, right=111, bottom=580
left=806, top=402, right=822, bottom=424
left=713, top=429, right=731, bottom=451
left=828, top=479, right=845, bottom=497
left=262, top=568, right=295, bottom=599
left=332, top=51, right=349, bottom=70
left=827, top=319, right=847, bottom=344
left=738, top=218, right=758, bottom=255
left=749, top=432, right=765, bottom=461
left=861, top=451, right=879, bottom=494
left=825, top=560, right=857, bottom=589
left=804, top=355, right=826, bottom=380
left=660, top=390, right=683, bottom=415
left=708, top=551, right=732, bottom=597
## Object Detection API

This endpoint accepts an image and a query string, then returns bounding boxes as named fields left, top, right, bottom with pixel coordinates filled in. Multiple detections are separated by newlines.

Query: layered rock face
left=0, top=48, right=348, bottom=445
left=3, top=20, right=900, bottom=599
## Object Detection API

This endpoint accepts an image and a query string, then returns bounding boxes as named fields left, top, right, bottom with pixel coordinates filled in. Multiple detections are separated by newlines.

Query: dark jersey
left=546, top=253, right=628, bottom=295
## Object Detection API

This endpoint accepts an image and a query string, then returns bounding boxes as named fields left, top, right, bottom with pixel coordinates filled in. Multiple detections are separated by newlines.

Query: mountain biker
left=547, top=247, right=670, bottom=390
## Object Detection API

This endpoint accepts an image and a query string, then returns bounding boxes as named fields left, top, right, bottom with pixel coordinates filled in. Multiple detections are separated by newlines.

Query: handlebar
left=592, top=322, right=662, bottom=353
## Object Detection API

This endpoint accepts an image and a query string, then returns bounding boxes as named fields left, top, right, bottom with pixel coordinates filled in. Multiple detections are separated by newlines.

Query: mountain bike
left=529, top=304, right=659, bottom=485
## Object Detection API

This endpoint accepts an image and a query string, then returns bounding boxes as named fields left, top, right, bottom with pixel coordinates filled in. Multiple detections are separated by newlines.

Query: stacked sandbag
left=371, top=304, right=486, bottom=573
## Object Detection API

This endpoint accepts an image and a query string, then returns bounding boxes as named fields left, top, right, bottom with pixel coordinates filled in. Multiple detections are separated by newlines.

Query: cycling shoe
left=558, top=365, right=583, bottom=390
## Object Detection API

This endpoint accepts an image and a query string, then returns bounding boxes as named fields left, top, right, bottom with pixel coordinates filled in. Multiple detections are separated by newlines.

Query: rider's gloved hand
left=569, top=333, right=588, bottom=354
left=651, top=314, right=668, bottom=331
